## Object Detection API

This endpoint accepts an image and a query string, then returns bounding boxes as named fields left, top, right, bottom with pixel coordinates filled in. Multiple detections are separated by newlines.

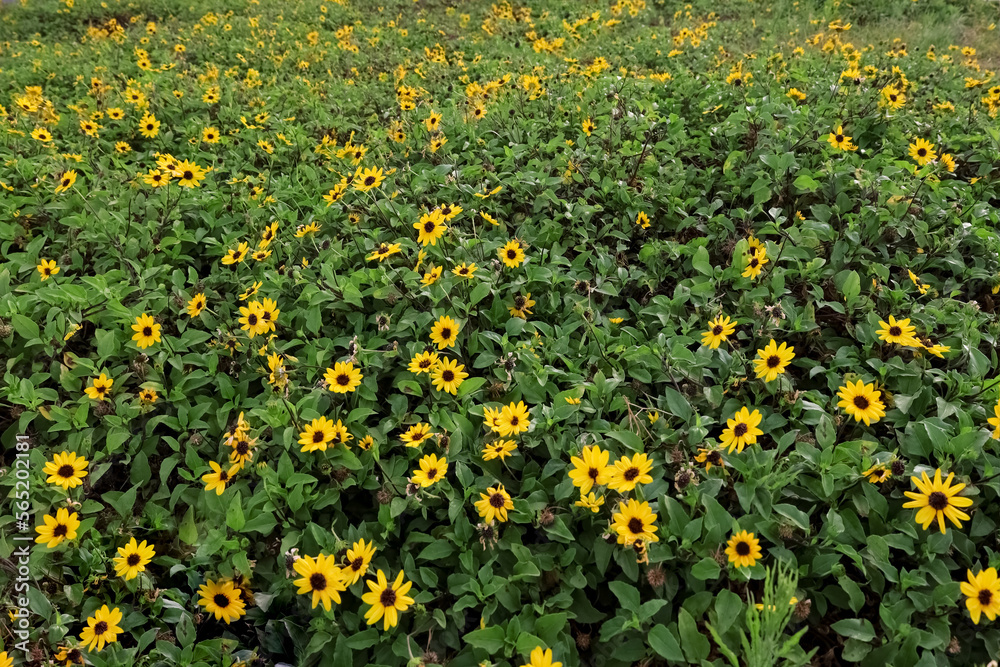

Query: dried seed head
left=95, top=400, right=115, bottom=417
left=891, top=459, right=906, bottom=477
left=376, top=488, right=393, bottom=505
left=646, top=566, right=666, bottom=588
left=793, top=598, right=812, bottom=621
left=539, top=507, right=555, bottom=527
left=575, top=631, right=591, bottom=651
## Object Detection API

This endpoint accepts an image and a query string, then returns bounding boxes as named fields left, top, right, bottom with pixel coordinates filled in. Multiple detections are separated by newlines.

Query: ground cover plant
left=1, top=0, right=1000, bottom=665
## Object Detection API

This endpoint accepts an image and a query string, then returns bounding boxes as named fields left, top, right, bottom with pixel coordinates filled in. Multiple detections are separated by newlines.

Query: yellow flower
left=752, top=340, right=795, bottom=382
left=411, top=453, right=447, bottom=487
left=361, top=570, right=415, bottom=630
left=574, top=493, right=604, bottom=512
left=720, top=407, right=763, bottom=453
left=607, top=453, right=654, bottom=493
left=198, top=579, right=246, bottom=623
left=836, top=380, right=886, bottom=425
left=342, top=539, right=377, bottom=585
left=431, top=357, right=468, bottom=394
left=701, top=315, right=736, bottom=349
left=875, top=315, right=919, bottom=346
left=43, top=451, right=89, bottom=490
left=902, top=469, right=974, bottom=534
left=742, top=246, right=768, bottom=280
left=430, top=315, right=461, bottom=349
left=960, top=568, right=1000, bottom=625
left=113, top=537, right=155, bottom=580
left=325, top=361, right=363, bottom=394
left=725, top=530, right=762, bottom=568
left=475, top=484, right=514, bottom=523
left=908, top=138, right=937, bottom=166
left=611, top=499, right=659, bottom=545
left=37, top=258, right=60, bottom=280
left=79, top=605, right=123, bottom=651
left=202, top=461, right=238, bottom=495
left=35, top=508, right=81, bottom=548
left=131, top=313, right=162, bottom=349
left=520, top=646, right=562, bottom=667
left=85, top=373, right=114, bottom=400
left=293, top=554, right=347, bottom=611
left=499, top=240, right=526, bottom=268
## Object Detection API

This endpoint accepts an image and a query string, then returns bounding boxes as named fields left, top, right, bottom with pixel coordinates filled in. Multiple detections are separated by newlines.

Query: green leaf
left=648, top=624, right=685, bottom=661
left=10, top=314, right=40, bottom=341
left=678, top=608, right=711, bottom=661
left=692, top=246, right=712, bottom=276
left=464, top=626, right=506, bottom=653
left=178, top=506, right=198, bottom=545
left=609, top=581, right=641, bottom=612
left=606, top=430, right=644, bottom=452
left=691, top=557, right=721, bottom=580
left=226, top=491, right=245, bottom=531
left=831, top=618, right=876, bottom=642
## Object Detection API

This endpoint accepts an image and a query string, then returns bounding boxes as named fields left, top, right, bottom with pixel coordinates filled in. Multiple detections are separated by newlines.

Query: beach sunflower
left=482, top=439, right=518, bottom=461
left=837, top=380, right=886, bottom=425
left=174, top=160, right=207, bottom=188
left=424, top=110, right=442, bottom=132
left=113, top=537, right=155, bottom=580
left=361, top=570, right=415, bottom=630
left=720, top=407, right=763, bottom=453
left=131, top=313, right=162, bottom=349
left=988, top=401, right=1000, bottom=440
left=701, top=315, right=736, bottom=349
left=582, top=118, right=595, bottom=136
left=239, top=301, right=269, bottom=338
left=400, top=423, right=435, bottom=448
left=725, top=530, right=762, bottom=568
left=574, top=493, right=605, bottom=512
left=202, top=461, right=238, bottom=494
left=54, top=646, right=84, bottom=665
left=408, top=350, right=440, bottom=374
left=499, top=240, right=526, bottom=268
left=411, top=453, right=447, bottom=488
left=35, top=508, right=81, bottom=548
left=138, top=388, right=158, bottom=404
left=299, top=416, right=338, bottom=452
left=414, top=210, right=447, bottom=246
left=875, top=315, right=919, bottom=346
left=343, top=539, right=377, bottom=585
left=43, top=451, right=89, bottom=490
left=222, top=242, right=249, bottom=265
left=187, top=293, right=207, bottom=317
left=607, top=453, right=654, bottom=493
left=430, top=315, right=460, bottom=349
left=753, top=340, right=795, bottom=382
left=353, top=166, right=385, bottom=192
left=742, top=247, right=768, bottom=280
left=431, top=357, right=468, bottom=394
left=695, top=448, right=725, bottom=471
left=496, top=401, right=531, bottom=437
left=32, top=127, right=53, bottom=142
left=79, top=605, right=123, bottom=652
left=198, top=578, right=247, bottom=623
left=611, top=499, right=659, bottom=545
left=138, top=113, right=160, bottom=138
left=635, top=211, right=651, bottom=229
left=421, top=266, right=443, bottom=286
left=144, top=169, right=171, bottom=187
left=509, top=293, right=536, bottom=319
left=568, top=445, right=611, bottom=494
left=961, top=568, right=1000, bottom=625
left=55, top=170, right=78, bottom=193
left=520, top=646, right=562, bottom=667
left=475, top=484, right=514, bottom=523
left=902, top=469, right=974, bottom=534
left=37, top=259, right=60, bottom=280
left=85, top=373, right=114, bottom=401
left=367, top=242, right=402, bottom=262
left=294, top=554, right=347, bottom=611
left=908, top=138, right=937, bottom=166
left=202, top=127, right=220, bottom=143
left=325, top=361, right=363, bottom=394
left=826, top=125, right=857, bottom=151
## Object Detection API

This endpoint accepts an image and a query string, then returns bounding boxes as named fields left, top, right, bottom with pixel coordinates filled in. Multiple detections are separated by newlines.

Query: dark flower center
left=708, top=451, right=722, bottom=464
left=733, top=78, right=742, bottom=86
left=310, top=573, right=327, bottom=591
left=380, top=588, right=396, bottom=606
left=979, top=589, right=993, bottom=606
left=62, top=178, right=71, bottom=186
left=627, top=518, right=644, bottom=534
left=623, top=467, right=639, bottom=481
left=917, top=148, right=926, bottom=157
left=889, top=326, right=901, bottom=336
left=489, top=492, right=506, bottom=508
left=712, top=325, right=723, bottom=335
left=853, top=396, right=870, bottom=410
left=735, top=541, right=751, bottom=556
left=424, top=220, right=436, bottom=232
left=507, top=249, right=517, bottom=259
left=94, top=621, right=108, bottom=635
left=351, top=557, right=363, bottom=571
left=419, top=359, right=432, bottom=368
left=213, top=594, right=230, bottom=608
left=890, top=94, right=898, bottom=101
left=236, top=442, right=249, bottom=455
left=427, top=468, right=437, bottom=479
left=734, top=423, right=748, bottom=437
left=313, top=431, right=325, bottom=443
left=58, top=464, right=75, bottom=478
left=509, top=416, right=519, bottom=426
left=588, top=467, right=599, bottom=479
left=143, top=326, right=152, bottom=336
left=337, top=374, right=350, bottom=386
left=248, top=314, right=258, bottom=325
left=440, top=328, right=452, bottom=339
left=364, top=176, right=376, bottom=186
left=126, top=553, right=141, bottom=566
left=183, top=171, right=193, bottom=180
left=219, top=470, right=229, bottom=481
left=928, top=491, right=949, bottom=510
left=836, top=134, right=844, bottom=142
left=54, top=524, right=68, bottom=537
left=766, top=355, right=780, bottom=368
left=515, top=296, right=526, bottom=308
left=442, top=370, right=454, bottom=382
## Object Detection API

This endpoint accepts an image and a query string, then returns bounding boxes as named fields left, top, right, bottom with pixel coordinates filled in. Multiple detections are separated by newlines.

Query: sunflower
left=138, top=113, right=160, bottom=138
left=908, top=138, right=937, bottom=166
left=430, top=315, right=461, bottom=350
left=961, top=568, right=1000, bottom=625
left=414, top=210, right=447, bottom=246
left=79, top=605, right=123, bottom=652
left=863, top=464, right=892, bottom=483
left=293, top=554, right=347, bottom=611
left=202, top=461, right=238, bottom=494
left=520, top=646, right=562, bottom=667
left=880, top=84, right=905, bottom=110
left=725, top=530, right=762, bottom=568
left=499, top=240, right=526, bottom=268
left=424, top=110, right=442, bottom=131
left=701, top=315, right=736, bottom=349
left=411, top=453, right=447, bottom=488
left=198, top=578, right=247, bottom=623
left=452, top=262, right=477, bottom=279
left=826, top=125, right=857, bottom=151
left=482, top=439, right=518, bottom=461
left=989, top=401, right=1000, bottom=440
left=837, top=380, right=886, bottom=425
left=32, top=127, right=53, bottom=142
left=495, top=401, right=531, bottom=437
left=429, top=134, right=448, bottom=152
left=635, top=211, right=651, bottom=229
left=260, top=221, right=279, bottom=248
left=430, top=358, right=468, bottom=394
left=875, top=315, right=919, bottom=346
left=437, top=203, right=462, bottom=221
left=325, top=361, right=363, bottom=393
left=361, top=570, right=415, bottom=630
left=85, top=373, right=114, bottom=400
left=54, top=646, right=85, bottom=665
left=358, top=435, right=375, bottom=450
left=408, top=350, right=440, bottom=374
left=107, top=107, right=124, bottom=120
left=940, top=153, right=956, bottom=173
left=138, top=387, right=158, bottom=404
left=607, top=453, right=654, bottom=493
left=400, top=423, right=435, bottom=448
left=43, top=451, right=89, bottom=490
left=299, top=416, right=339, bottom=452
left=509, top=293, right=536, bottom=319
left=753, top=340, right=795, bottom=382
left=695, top=447, right=725, bottom=471
left=187, top=293, right=207, bottom=317
left=720, top=407, right=763, bottom=453
left=422, top=266, right=443, bottom=286
left=144, top=169, right=171, bottom=187
left=222, top=242, right=249, bottom=265
left=582, top=118, right=595, bottom=136
left=481, top=211, right=500, bottom=226
left=174, top=160, right=207, bottom=188
left=568, top=445, right=611, bottom=494
left=113, top=537, right=155, bottom=580
left=55, top=170, right=78, bottom=193
left=239, top=301, right=269, bottom=338
left=742, top=247, right=769, bottom=280
left=367, top=242, right=402, bottom=262
left=353, top=166, right=385, bottom=192
left=574, top=493, right=605, bottom=512
left=35, top=508, right=81, bottom=548
left=902, top=469, right=974, bottom=534
left=475, top=484, right=514, bottom=523
left=131, top=313, right=161, bottom=349
left=343, top=539, right=377, bottom=585
left=202, top=127, right=220, bottom=143
left=35, top=258, right=60, bottom=281
left=611, top=498, right=659, bottom=545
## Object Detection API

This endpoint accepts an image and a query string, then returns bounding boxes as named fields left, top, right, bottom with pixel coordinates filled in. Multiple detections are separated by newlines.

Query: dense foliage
left=2, top=0, right=1000, bottom=666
